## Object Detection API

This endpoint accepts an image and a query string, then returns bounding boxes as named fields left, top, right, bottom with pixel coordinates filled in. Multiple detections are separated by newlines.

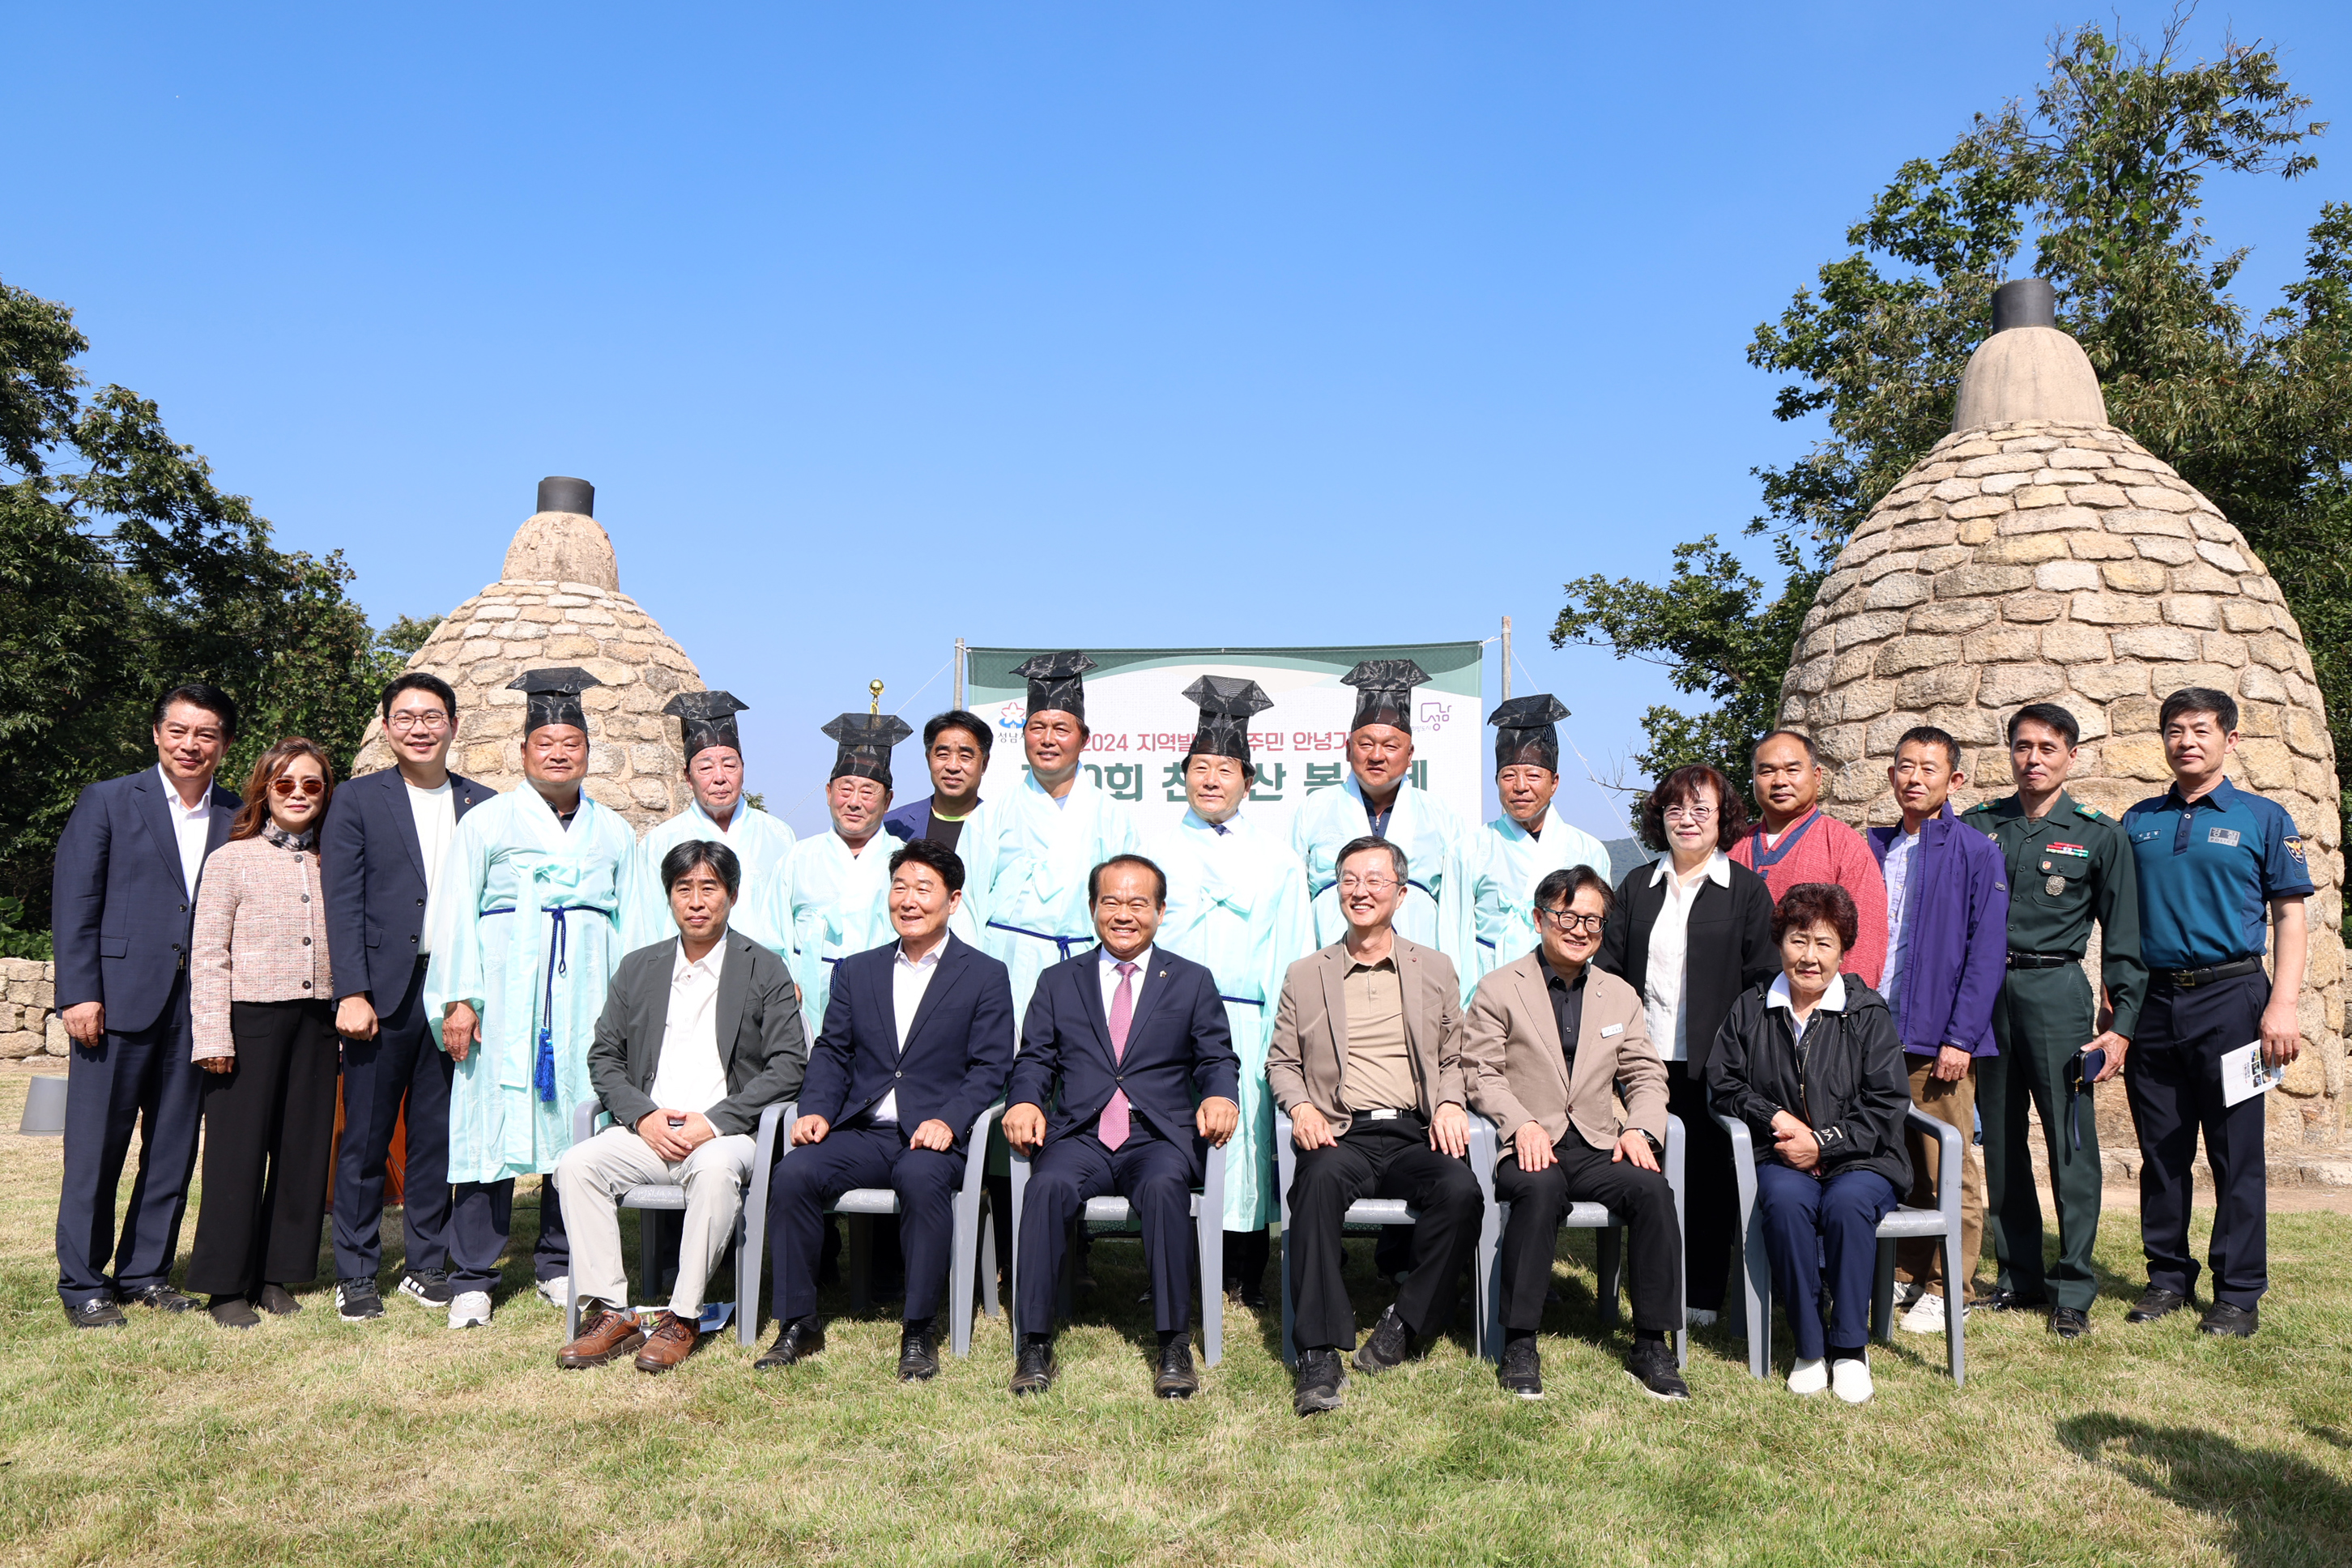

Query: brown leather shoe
left=633, top=1310, right=701, bottom=1374
left=556, top=1303, right=646, bottom=1369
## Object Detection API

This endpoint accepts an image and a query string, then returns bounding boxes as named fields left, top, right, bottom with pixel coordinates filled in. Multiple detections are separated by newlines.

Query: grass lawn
left=3, top=1067, right=2350, bottom=1567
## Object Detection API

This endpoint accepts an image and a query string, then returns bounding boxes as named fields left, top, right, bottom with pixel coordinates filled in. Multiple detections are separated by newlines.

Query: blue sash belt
left=1475, top=936, right=1496, bottom=950
left=986, top=919, right=1089, bottom=960
left=482, top=904, right=609, bottom=1103
left=1219, top=995, right=1265, bottom=1008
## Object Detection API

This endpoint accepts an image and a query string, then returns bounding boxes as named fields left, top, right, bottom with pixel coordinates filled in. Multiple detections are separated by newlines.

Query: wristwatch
left=1638, top=1129, right=1664, bottom=1159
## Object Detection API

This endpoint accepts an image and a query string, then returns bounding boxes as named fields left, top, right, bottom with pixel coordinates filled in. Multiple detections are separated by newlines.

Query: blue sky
left=11, top=2, right=2349, bottom=837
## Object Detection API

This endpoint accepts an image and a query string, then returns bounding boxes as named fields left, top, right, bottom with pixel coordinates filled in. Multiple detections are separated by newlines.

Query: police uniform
left=1960, top=790, right=2145, bottom=1314
left=2122, top=776, right=2313, bottom=1312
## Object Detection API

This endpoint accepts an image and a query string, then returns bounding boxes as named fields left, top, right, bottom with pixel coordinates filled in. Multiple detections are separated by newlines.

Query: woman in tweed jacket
left=185, top=737, right=340, bottom=1329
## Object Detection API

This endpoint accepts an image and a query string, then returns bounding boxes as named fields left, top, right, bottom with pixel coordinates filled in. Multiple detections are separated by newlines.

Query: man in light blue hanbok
left=427, top=668, right=635, bottom=1331
left=1289, top=658, right=1473, bottom=966
left=768, top=713, right=912, bottom=1041
left=1458, top=695, right=1611, bottom=1000
left=618, top=690, right=797, bottom=956
left=1143, top=676, right=1314, bottom=1305
left=958, top=651, right=1141, bottom=1024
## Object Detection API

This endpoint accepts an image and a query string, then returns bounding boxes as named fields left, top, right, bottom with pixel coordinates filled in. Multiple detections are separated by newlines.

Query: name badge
left=1600, top=1024, right=1623, bottom=1038
left=2209, top=827, right=2243, bottom=847
left=2132, top=830, right=2162, bottom=843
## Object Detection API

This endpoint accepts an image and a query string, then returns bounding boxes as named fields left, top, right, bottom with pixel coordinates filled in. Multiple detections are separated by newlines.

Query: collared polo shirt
left=2124, top=775, right=2313, bottom=971
left=1340, top=955, right=1415, bottom=1112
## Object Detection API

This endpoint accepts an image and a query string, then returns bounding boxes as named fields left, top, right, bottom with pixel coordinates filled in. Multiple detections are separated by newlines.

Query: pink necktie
left=1101, top=961, right=1137, bottom=1150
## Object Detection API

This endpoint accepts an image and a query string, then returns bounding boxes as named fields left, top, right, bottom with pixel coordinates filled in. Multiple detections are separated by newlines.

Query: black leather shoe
left=898, top=1324, right=941, bottom=1382
left=126, top=1285, right=197, bottom=1314
left=1153, top=1340, right=1199, bottom=1399
left=1498, top=1338, right=1542, bottom=1400
left=1626, top=1338, right=1690, bottom=1400
left=1293, top=1348, right=1347, bottom=1416
left=2127, top=1286, right=2190, bottom=1323
left=66, top=1298, right=126, bottom=1330
left=1352, top=1304, right=1417, bottom=1374
left=2200, top=1302, right=2258, bottom=1338
left=208, top=1296, right=262, bottom=1330
left=2049, top=1306, right=2092, bottom=1340
left=1009, top=1338, right=1056, bottom=1395
left=257, top=1284, right=301, bottom=1316
left=1977, top=1286, right=2050, bottom=1313
left=752, top=1318, right=825, bottom=1370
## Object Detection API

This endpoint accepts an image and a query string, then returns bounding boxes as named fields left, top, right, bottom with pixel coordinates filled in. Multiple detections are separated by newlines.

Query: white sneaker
left=1894, top=1281, right=1924, bottom=1311
left=535, top=1276, right=569, bottom=1310
left=1831, top=1356, right=1875, bottom=1404
left=1686, top=1308, right=1719, bottom=1327
left=1899, top=1292, right=1947, bottom=1333
left=449, top=1291, right=493, bottom=1329
left=1787, top=1357, right=1828, bottom=1395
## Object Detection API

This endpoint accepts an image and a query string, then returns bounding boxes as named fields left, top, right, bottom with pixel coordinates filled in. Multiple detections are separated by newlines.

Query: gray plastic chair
left=1479, top=1114, right=1689, bottom=1369
left=1274, top=1110, right=1497, bottom=1365
left=1717, top=1105, right=1966, bottom=1386
left=1007, top=1137, right=1227, bottom=1365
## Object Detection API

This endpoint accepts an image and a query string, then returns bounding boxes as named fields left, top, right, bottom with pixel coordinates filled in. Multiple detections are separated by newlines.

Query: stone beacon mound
left=1779, top=279, right=2348, bottom=1168
left=348, top=476, right=705, bottom=829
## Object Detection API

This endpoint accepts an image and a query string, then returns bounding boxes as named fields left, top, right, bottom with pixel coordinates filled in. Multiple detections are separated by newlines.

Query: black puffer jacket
left=1706, top=978, right=1913, bottom=1192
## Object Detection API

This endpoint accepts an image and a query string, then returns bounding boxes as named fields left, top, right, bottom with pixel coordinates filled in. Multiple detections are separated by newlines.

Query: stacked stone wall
left=0, top=960, right=65, bottom=1058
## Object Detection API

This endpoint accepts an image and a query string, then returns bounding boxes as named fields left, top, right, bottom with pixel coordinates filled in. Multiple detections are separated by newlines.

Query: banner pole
left=1500, top=616, right=1512, bottom=702
left=954, top=638, right=965, bottom=709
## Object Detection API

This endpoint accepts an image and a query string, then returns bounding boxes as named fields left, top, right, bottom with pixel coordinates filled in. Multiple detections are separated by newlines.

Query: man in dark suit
left=1003, top=854, right=1240, bottom=1399
left=552, top=840, right=807, bottom=1374
left=51, top=683, right=245, bottom=1327
left=756, top=837, right=1015, bottom=1380
left=321, top=672, right=491, bottom=1321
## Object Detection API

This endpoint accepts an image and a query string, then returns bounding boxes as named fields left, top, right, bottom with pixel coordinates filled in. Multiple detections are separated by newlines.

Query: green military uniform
left=1959, top=790, right=2146, bottom=1313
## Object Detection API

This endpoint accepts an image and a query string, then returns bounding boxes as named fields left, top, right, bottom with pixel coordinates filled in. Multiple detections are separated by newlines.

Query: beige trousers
left=1894, top=1059, right=1985, bottom=1299
left=553, top=1125, right=756, bottom=1315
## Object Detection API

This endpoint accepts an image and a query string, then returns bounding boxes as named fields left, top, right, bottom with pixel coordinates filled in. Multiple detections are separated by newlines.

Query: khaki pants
left=1894, top=1059, right=1984, bottom=1299
left=552, top=1125, right=756, bottom=1316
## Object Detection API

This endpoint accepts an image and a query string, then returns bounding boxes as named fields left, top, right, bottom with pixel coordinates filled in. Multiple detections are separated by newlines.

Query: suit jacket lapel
left=1318, top=948, right=1350, bottom=1087
left=133, top=772, right=188, bottom=896
left=1076, top=947, right=1116, bottom=1058
left=383, top=771, right=428, bottom=881
left=714, top=931, right=751, bottom=1075
left=1510, top=956, right=1570, bottom=1101
left=643, top=940, right=678, bottom=1086
left=901, top=936, right=962, bottom=1053
left=205, top=786, right=237, bottom=856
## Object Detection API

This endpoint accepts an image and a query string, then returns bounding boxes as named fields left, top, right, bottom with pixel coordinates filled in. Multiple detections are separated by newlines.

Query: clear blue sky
left=11, top=2, right=2349, bottom=837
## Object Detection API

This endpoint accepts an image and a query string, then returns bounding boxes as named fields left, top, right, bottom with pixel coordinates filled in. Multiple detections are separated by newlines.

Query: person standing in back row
left=1731, top=731, right=1888, bottom=986
left=883, top=710, right=992, bottom=852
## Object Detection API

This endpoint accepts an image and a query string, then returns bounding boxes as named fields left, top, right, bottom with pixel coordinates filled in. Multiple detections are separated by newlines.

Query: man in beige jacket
left=1465, top=865, right=1688, bottom=1403
left=1269, top=836, right=1482, bottom=1416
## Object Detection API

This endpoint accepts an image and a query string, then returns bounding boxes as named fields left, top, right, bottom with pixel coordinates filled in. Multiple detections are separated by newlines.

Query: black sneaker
left=2199, top=1302, right=2258, bottom=1338
left=1153, top=1340, right=1199, bottom=1400
left=126, top=1284, right=198, bottom=1314
left=2126, top=1286, right=2190, bottom=1323
left=1498, top=1338, right=1543, bottom=1400
left=898, top=1323, right=941, bottom=1383
left=2049, top=1306, right=2091, bottom=1340
left=398, top=1269, right=454, bottom=1308
left=66, top=1297, right=126, bottom=1330
left=1626, top=1338, right=1690, bottom=1400
left=1293, top=1348, right=1347, bottom=1416
left=1009, top=1337, right=1056, bottom=1395
left=1352, top=1304, right=1417, bottom=1374
left=335, top=1279, right=385, bottom=1321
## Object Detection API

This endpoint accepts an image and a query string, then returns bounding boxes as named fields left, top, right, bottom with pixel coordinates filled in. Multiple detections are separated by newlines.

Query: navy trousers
left=2127, top=971, right=2270, bottom=1309
left=447, top=1176, right=571, bottom=1293
left=1016, top=1124, right=1199, bottom=1336
left=1755, top=1163, right=1898, bottom=1361
left=55, top=976, right=206, bottom=1306
left=331, top=959, right=456, bottom=1281
left=769, top=1123, right=963, bottom=1323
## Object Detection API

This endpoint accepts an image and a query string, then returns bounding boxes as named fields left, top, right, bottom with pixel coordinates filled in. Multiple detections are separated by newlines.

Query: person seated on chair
left=552, top=841, right=808, bottom=1373
left=755, top=837, right=1016, bottom=1380
left=1003, top=854, right=1242, bottom=1400
left=1706, top=882, right=1912, bottom=1405
left=1464, top=864, right=1687, bottom=1403
left=1268, top=836, right=1481, bottom=1418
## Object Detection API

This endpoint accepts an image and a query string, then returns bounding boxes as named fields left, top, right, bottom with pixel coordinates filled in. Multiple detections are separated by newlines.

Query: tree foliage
left=1556, top=14, right=2352, bottom=830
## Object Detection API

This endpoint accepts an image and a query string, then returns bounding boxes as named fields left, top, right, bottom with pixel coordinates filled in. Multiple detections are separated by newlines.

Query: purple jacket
left=1868, top=802, right=2009, bottom=1058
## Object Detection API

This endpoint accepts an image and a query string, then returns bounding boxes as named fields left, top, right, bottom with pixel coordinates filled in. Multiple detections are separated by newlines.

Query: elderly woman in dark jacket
left=1708, top=882, right=1911, bottom=1405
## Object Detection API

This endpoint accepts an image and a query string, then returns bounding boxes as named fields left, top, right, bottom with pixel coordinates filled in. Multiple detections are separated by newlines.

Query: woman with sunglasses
left=185, top=738, right=340, bottom=1328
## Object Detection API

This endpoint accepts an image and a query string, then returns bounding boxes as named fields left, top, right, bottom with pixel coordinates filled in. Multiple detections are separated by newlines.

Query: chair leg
left=1945, top=1236, right=1966, bottom=1386
left=637, top=1209, right=658, bottom=1310
left=1482, top=1203, right=1506, bottom=1366
left=1596, top=1226, right=1623, bottom=1330
left=1739, top=1221, right=1770, bottom=1382
left=1197, top=1202, right=1223, bottom=1368
left=950, top=1190, right=978, bottom=1359
left=979, top=1204, right=1000, bottom=1321
left=848, top=1214, right=872, bottom=1314
left=1278, top=1225, right=1297, bottom=1369
left=1871, top=1237, right=1898, bottom=1344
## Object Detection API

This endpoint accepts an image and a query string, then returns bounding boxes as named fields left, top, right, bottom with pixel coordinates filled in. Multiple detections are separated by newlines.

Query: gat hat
left=663, top=690, right=750, bottom=762
left=1012, top=650, right=1098, bottom=722
left=1181, top=675, right=1274, bottom=772
left=508, top=667, right=603, bottom=734
left=1341, top=658, right=1430, bottom=735
left=822, top=712, right=914, bottom=786
left=1488, top=694, right=1570, bottom=773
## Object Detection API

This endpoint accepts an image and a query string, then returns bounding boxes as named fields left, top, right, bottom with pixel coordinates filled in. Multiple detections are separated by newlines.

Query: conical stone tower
left=1780, top=280, right=2346, bottom=1157
left=349, top=477, right=705, bottom=828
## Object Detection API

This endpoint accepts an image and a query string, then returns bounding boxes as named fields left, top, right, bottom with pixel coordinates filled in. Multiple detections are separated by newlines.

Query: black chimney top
left=536, top=476, right=594, bottom=517
left=1992, top=279, right=2057, bottom=334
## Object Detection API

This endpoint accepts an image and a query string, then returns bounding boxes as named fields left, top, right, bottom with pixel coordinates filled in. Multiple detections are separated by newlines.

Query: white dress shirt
left=1097, top=942, right=1154, bottom=1026
left=876, top=938, right=945, bottom=1125
left=648, top=940, right=730, bottom=1114
left=1765, top=971, right=1848, bottom=1046
left=1643, top=850, right=1732, bottom=1063
left=407, top=777, right=456, bottom=957
left=160, top=765, right=214, bottom=898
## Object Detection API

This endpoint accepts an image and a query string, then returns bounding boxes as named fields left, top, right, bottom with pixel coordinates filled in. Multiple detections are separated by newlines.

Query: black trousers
left=55, top=974, right=207, bottom=1306
left=447, top=1175, right=571, bottom=1293
left=1286, top=1116, right=1482, bottom=1353
left=185, top=1001, right=340, bottom=1298
left=330, top=958, right=456, bottom=1280
left=1016, top=1124, right=1199, bottom=1336
left=769, top=1123, right=964, bottom=1323
left=2127, top=971, right=2270, bottom=1309
left=1668, top=1064, right=1734, bottom=1311
left=1493, top=1134, right=1681, bottom=1333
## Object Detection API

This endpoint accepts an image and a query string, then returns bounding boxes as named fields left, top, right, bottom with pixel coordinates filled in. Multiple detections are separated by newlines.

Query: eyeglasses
left=386, top=711, right=450, bottom=734
left=1338, top=874, right=1399, bottom=893
left=271, top=776, right=326, bottom=799
left=1535, top=907, right=1604, bottom=933
left=1662, top=803, right=1717, bottom=823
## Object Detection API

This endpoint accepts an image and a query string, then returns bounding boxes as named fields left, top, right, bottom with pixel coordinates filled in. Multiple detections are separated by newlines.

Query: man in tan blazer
left=1269, top=836, right=1482, bottom=1416
left=1465, top=864, right=1687, bottom=1402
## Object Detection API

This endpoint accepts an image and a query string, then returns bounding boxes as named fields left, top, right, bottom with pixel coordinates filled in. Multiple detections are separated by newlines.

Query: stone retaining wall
left=0, top=959, right=63, bottom=1058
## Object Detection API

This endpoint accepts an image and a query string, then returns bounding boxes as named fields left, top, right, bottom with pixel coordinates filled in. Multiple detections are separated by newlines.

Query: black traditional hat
left=1013, top=650, right=1097, bottom=722
left=822, top=713, right=914, bottom=786
left=1181, top=675, right=1273, bottom=771
left=663, top=690, right=750, bottom=762
left=1489, top=694, right=1570, bottom=773
left=1340, top=658, right=1430, bottom=734
left=509, top=667, right=603, bottom=734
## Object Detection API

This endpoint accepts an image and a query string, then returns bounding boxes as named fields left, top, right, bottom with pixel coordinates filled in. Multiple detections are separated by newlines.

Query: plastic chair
left=1007, top=1136, right=1227, bottom=1365
left=1478, top=1114, right=1689, bottom=1369
left=753, top=1103, right=1003, bottom=1357
left=562, top=1098, right=789, bottom=1348
left=1274, top=1110, right=1497, bottom=1365
left=1717, top=1106, right=1966, bottom=1386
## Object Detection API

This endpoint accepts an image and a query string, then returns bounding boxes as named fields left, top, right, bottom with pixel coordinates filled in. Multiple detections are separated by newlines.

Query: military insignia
left=2039, top=859, right=2051, bottom=871
left=2046, top=875, right=2066, bottom=896
left=2208, top=826, right=2242, bottom=848
left=2077, top=803, right=2105, bottom=820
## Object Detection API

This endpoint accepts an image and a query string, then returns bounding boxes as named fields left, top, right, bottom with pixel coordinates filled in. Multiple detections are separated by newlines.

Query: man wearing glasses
left=321, top=673, right=491, bottom=1322
left=1464, top=865, right=1686, bottom=1401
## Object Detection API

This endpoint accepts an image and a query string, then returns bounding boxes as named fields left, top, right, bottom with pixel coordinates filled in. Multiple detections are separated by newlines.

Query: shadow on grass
left=2056, top=1412, right=2352, bottom=1568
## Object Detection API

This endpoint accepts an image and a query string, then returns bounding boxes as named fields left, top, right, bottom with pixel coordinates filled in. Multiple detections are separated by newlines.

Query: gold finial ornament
left=869, top=679, right=885, bottom=715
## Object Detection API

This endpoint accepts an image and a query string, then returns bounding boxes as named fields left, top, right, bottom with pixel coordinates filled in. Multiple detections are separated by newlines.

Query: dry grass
left=2, top=1065, right=2350, bottom=1566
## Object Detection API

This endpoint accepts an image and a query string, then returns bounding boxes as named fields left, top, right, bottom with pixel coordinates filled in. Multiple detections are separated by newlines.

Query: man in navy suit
left=1003, top=854, right=1239, bottom=1398
left=51, top=683, right=245, bottom=1327
left=756, top=837, right=1015, bottom=1381
left=321, top=672, right=491, bottom=1321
